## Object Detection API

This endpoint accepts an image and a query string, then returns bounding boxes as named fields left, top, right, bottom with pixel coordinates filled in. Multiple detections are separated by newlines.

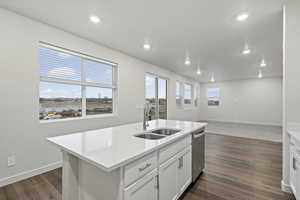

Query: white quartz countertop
left=287, top=123, right=300, bottom=143
left=47, top=120, right=207, bottom=172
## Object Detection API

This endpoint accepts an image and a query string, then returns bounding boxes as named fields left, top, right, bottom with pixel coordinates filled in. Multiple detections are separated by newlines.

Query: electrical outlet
left=7, top=155, right=16, bottom=167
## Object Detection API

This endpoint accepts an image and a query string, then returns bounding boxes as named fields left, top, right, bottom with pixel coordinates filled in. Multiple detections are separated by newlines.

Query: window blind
left=83, top=59, right=113, bottom=85
left=39, top=47, right=81, bottom=81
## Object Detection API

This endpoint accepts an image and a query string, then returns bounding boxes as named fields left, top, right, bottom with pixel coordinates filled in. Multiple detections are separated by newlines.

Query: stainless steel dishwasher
left=192, top=127, right=205, bottom=182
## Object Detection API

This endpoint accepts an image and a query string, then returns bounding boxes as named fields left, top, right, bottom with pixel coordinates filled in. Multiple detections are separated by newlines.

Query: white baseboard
left=281, top=180, right=292, bottom=193
left=200, top=119, right=282, bottom=127
left=0, top=161, right=62, bottom=188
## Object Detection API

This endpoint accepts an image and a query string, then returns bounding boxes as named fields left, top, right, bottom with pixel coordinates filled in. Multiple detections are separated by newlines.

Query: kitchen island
left=287, top=123, right=300, bottom=199
left=47, top=120, right=207, bottom=200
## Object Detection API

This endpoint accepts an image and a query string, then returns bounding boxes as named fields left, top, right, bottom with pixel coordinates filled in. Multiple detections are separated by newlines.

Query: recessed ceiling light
left=89, top=15, right=101, bottom=24
left=196, top=65, right=201, bottom=75
left=242, top=44, right=251, bottom=55
left=260, top=59, right=267, bottom=67
left=143, top=41, right=151, bottom=51
left=185, top=57, right=191, bottom=66
left=197, top=68, right=201, bottom=75
left=243, top=49, right=251, bottom=55
left=258, top=70, right=263, bottom=79
left=210, top=73, right=215, bottom=82
left=236, top=12, right=249, bottom=22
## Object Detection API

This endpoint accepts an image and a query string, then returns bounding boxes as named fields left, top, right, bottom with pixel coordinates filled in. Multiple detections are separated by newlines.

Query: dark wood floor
left=0, top=133, right=295, bottom=200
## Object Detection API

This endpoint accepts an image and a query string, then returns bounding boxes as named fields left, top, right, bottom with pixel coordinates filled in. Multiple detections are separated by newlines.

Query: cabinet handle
left=293, top=157, right=297, bottom=170
left=178, top=157, right=183, bottom=169
left=194, top=132, right=204, bottom=139
left=155, top=175, right=159, bottom=189
left=139, top=163, right=151, bottom=172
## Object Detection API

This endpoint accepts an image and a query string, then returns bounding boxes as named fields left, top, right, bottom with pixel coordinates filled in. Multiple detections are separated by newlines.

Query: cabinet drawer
left=159, top=135, right=191, bottom=164
left=124, top=152, right=157, bottom=187
left=124, top=169, right=158, bottom=200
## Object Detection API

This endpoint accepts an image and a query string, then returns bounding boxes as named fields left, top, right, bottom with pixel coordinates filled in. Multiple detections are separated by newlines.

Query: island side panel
left=78, top=157, right=122, bottom=200
left=62, top=151, right=80, bottom=200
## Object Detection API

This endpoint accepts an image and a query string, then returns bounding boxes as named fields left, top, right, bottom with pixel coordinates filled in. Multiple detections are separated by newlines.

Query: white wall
left=285, top=4, right=300, bottom=125
left=199, top=78, right=282, bottom=126
left=0, top=8, right=200, bottom=185
left=282, top=2, right=300, bottom=190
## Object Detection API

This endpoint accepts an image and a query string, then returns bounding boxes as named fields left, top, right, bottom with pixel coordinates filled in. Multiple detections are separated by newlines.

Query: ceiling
left=0, top=0, right=288, bottom=82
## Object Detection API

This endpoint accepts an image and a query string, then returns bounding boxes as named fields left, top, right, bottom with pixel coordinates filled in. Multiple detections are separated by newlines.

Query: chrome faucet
left=143, top=103, right=150, bottom=130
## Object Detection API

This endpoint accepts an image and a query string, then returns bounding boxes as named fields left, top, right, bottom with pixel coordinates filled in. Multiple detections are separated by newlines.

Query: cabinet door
left=124, top=170, right=158, bottom=200
left=177, top=146, right=192, bottom=195
left=296, top=153, right=300, bottom=200
left=159, top=156, right=178, bottom=200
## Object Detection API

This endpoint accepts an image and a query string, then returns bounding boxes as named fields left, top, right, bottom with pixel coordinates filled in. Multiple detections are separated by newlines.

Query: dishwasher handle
left=193, top=129, right=205, bottom=139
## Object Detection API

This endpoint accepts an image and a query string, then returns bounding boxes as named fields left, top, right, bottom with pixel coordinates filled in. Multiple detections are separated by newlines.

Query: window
left=39, top=44, right=117, bottom=121
left=207, top=88, right=220, bottom=106
left=184, top=84, right=193, bottom=104
left=176, top=81, right=198, bottom=108
left=176, top=82, right=182, bottom=106
left=145, top=74, right=167, bottom=120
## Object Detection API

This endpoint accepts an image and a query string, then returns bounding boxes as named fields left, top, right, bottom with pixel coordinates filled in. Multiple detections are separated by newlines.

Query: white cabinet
left=159, top=155, right=179, bottom=200
left=159, top=145, right=192, bottom=200
left=295, top=152, right=300, bottom=200
left=58, top=130, right=196, bottom=200
left=125, top=136, right=192, bottom=200
left=124, top=170, right=158, bottom=200
left=177, top=147, right=192, bottom=195
left=290, top=141, right=297, bottom=194
left=124, top=152, right=157, bottom=187
left=290, top=136, right=300, bottom=200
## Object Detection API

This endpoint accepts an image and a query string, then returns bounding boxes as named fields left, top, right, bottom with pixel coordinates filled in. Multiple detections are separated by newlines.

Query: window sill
left=182, top=108, right=199, bottom=111
left=40, top=113, right=118, bottom=124
left=176, top=106, right=199, bottom=111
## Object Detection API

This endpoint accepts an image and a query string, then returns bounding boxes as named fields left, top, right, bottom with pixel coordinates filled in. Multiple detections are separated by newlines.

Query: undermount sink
left=134, top=133, right=166, bottom=140
left=151, top=129, right=181, bottom=136
left=134, top=129, right=181, bottom=140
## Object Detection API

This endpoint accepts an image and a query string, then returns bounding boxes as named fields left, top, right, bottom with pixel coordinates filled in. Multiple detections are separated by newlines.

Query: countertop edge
left=287, top=129, right=300, bottom=143
left=286, top=123, right=300, bottom=143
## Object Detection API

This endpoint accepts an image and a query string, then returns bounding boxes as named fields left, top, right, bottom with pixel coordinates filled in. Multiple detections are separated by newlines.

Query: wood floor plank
left=181, top=133, right=292, bottom=200
left=0, top=133, right=294, bottom=200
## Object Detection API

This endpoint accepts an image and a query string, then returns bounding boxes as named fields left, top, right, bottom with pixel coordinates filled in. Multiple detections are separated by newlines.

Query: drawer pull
left=139, top=163, right=151, bottom=172
left=178, top=156, right=184, bottom=169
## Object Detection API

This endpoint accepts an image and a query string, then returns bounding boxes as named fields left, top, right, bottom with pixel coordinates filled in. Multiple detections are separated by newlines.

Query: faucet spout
left=143, top=103, right=150, bottom=130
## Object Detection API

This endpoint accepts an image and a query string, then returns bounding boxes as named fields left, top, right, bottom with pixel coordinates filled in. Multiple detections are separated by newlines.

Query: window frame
left=193, top=84, right=199, bottom=107
left=176, top=81, right=183, bottom=107
left=39, top=42, right=118, bottom=122
left=183, top=83, right=193, bottom=105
